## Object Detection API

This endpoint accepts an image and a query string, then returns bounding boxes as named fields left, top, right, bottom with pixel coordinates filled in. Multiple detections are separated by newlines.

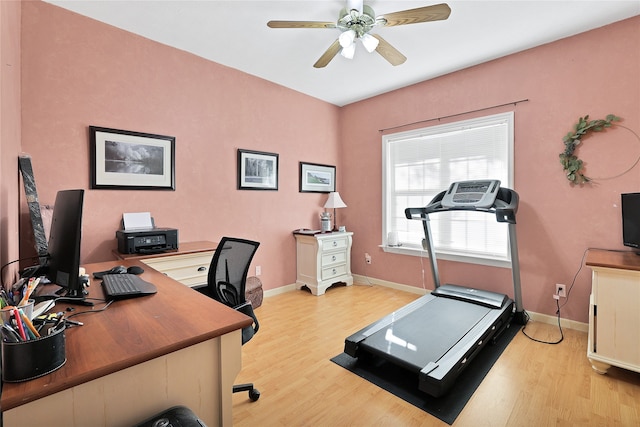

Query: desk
left=0, top=259, right=251, bottom=426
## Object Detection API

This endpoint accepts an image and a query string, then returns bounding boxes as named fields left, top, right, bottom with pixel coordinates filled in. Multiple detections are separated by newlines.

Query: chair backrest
left=207, top=237, right=260, bottom=308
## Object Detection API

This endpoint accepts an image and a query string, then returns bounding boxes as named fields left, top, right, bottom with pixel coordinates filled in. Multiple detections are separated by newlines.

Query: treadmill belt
left=360, top=298, right=491, bottom=371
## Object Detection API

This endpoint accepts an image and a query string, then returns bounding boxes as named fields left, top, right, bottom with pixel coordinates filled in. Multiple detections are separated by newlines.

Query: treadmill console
left=441, top=180, right=501, bottom=209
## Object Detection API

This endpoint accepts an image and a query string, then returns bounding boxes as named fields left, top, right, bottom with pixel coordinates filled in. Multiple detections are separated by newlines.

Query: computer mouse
left=127, top=265, right=144, bottom=275
left=109, top=265, right=128, bottom=274
left=93, top=265, right=127, bottom=279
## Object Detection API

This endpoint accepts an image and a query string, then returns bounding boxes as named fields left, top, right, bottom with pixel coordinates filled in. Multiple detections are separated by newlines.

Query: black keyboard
left=101, top=274, right=157, bottom=299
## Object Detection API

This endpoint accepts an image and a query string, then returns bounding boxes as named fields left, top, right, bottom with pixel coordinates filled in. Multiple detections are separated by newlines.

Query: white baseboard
left=525, top=311, right=588, bottom=332
left=263, top=283, right=297, bottom=298
left=269, top=275, right=588, bottom=333
left=352, top=274, right=429, bottom=295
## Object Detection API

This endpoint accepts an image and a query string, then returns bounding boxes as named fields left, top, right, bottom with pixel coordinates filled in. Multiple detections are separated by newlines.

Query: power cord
left=521, top=302, right=564, bottom=345
left=519, top=248, right=591, bottom=345
left=521, top=246, right=632, bottom=345
left=0, top=256, right=43, bottom=288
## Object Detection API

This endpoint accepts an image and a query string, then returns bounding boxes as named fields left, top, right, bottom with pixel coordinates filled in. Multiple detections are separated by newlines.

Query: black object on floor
left=331, top=322, right=520, bottom=425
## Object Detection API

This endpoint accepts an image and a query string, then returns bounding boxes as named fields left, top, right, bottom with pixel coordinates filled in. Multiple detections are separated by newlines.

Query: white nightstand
left=294, top=231, right=353, bottom=295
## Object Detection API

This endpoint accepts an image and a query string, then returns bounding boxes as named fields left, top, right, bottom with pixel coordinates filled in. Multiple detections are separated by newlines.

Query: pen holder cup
left=1, top=324, right=66, bottom=382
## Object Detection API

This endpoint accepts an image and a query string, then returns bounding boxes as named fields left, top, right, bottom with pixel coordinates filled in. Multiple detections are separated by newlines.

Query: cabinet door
left=592, top=268, right=640, bottom=365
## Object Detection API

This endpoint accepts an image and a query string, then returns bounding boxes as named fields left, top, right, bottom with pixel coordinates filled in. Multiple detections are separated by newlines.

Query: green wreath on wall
left=559, top=114, right=621, bottom=184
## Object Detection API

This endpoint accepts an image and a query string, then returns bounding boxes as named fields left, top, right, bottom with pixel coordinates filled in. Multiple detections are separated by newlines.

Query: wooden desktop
left=0, top=259, right=251, bottom=426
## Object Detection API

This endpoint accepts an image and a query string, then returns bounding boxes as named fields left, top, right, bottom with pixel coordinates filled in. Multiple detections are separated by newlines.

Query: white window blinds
left=382, top=112, right=514, bottom=264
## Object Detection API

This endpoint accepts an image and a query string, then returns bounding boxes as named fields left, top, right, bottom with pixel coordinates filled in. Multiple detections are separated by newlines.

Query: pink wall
left=342, top=16, right=640, bottom=323
left=14, top=2, right=640, bottom=323
left=20, top=1, right=340, bottom=292
left=0, top=0, right=22, bottom=285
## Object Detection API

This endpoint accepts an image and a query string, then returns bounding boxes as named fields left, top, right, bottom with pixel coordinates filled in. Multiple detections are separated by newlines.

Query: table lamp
left=324, top=192, right=347, bottom=231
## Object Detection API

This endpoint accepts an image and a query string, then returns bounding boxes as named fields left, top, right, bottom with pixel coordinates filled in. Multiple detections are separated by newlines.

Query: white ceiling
left=45, top=1, right=640, bottom=106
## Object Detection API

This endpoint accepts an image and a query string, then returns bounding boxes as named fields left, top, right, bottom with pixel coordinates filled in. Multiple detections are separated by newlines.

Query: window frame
left=381, top=112, right=515, bottom=268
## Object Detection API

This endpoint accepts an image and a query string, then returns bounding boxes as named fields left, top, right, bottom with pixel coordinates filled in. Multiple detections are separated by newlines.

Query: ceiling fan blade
left=372, top=35, right=407, bottom=66
left=379, top=3, right=451, bottom=27
left=314, top=39, right=342, bottom=68
left=267, top=20, right=336, bottom=29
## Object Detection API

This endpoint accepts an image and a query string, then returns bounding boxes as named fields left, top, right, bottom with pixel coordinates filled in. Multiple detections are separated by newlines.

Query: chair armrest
left=235, top=301, right=260, bottom=334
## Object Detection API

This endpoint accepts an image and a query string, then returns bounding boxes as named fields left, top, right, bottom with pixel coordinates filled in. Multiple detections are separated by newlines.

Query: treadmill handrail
left=405, top=187, right=518, bottom=224
left=403, top=185, right=526, bottom=324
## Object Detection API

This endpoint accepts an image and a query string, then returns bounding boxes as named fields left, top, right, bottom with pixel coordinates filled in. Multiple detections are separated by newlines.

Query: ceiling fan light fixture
left=339, top=29, right=356, bottom=48
left=361, top=33, right=379, bottom=53
left=340, top=42, right=356, bottom=59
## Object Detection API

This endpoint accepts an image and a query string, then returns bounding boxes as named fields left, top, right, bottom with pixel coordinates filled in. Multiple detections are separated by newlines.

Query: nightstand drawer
left=322, top=264, right=347, bottom=281
left=142, top=251, right=213, bottom=287
left=322, top=250, right=346, bottom=266
left=323, top=237, right=348, bottom=250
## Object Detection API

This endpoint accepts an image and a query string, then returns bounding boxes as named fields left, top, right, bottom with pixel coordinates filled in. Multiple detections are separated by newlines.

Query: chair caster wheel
left=249, top=388, right=260, bottom=401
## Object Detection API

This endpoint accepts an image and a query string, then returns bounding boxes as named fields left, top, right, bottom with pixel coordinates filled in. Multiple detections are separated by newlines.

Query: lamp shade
left=324, top=192, right=347, bottom=209
left=339, top=29, right=356, bottom=48
left=340, top=42, right=356, bottom=59
left=361, top=33, right=379, bottom=53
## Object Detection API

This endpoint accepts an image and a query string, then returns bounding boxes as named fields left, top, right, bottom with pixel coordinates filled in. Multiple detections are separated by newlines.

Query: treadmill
left=344, top=180, right=526, bottom=398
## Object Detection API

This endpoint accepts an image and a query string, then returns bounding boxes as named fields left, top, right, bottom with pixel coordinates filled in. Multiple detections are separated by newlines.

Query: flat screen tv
left=621, top=192, right=640, bottom=255
left=45, top=189, right=87, bottom=300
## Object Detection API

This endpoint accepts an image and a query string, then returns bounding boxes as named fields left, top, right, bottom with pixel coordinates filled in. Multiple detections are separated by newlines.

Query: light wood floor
left=232, top=284, right=640, bottom=426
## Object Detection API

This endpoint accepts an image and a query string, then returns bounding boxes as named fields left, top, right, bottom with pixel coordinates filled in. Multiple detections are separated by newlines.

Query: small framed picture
left=90, top=126, right=175, bottom=190
left=237, top=149, right=279, bottom=191
left=299, top=162, right=336, bottom=193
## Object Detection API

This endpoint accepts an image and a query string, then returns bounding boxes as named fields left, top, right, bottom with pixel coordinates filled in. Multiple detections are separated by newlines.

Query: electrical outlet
left=365, top=253, right=372, bottom=265
left=555, top=283, right=566, bottom=298
left=256, top=266, right=261, bottom=276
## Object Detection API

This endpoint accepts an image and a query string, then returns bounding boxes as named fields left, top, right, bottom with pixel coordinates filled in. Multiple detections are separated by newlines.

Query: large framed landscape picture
left=90, top=126, right=175, bottom=190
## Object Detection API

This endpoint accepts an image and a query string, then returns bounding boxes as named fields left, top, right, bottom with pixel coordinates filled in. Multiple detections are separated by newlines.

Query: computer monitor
left=622, top=193, right=640, bottom=255
left=45, top=189, right=86, bottom=299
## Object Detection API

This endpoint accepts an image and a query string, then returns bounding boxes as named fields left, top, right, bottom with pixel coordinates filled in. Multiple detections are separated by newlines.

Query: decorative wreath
left=559, top=114, right=621, bottom=184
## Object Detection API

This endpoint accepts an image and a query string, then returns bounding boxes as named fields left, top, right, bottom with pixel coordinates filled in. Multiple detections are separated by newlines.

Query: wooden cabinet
left=586, top=249, right=640, bottom=374
left=114, top=241, right=216, bottom=288
left=141, top=251, right=213, bottom=288
left=294, top=232, right=353, bottom=295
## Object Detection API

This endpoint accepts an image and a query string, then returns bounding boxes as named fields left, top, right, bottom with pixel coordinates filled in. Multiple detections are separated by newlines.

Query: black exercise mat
left=331, top=323, right=520, bottom=425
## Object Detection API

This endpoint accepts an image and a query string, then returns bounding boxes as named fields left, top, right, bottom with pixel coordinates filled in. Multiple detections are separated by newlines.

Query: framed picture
left=299, top=162, right=336, bottom=193
left=237, top=149, right=279, bottom=191
left=90, top=126, right=175, bottom=190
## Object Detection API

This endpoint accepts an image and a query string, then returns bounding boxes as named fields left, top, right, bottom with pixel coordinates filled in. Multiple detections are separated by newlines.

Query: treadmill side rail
left=418, top=299, right=514, bottom=397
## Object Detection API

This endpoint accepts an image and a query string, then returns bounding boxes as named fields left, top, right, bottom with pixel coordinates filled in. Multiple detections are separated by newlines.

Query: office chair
left=201, top=237, right=261, bottom=402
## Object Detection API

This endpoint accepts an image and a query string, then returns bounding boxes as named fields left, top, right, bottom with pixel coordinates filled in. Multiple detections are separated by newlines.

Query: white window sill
left=380, top=245, right=511, bottom=269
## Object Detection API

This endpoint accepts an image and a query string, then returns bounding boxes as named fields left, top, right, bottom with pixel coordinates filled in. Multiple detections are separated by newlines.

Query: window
left=382, top=112, right=514, bottom=267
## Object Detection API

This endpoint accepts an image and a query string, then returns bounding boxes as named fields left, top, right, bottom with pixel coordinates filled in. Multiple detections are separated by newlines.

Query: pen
left=19, top=276, right=39, bottom=306
left=12, top=308, right=27, bottom=341
left=19, top=309, right=40, bottom=338
left=1, top=289, right=13, bottom=306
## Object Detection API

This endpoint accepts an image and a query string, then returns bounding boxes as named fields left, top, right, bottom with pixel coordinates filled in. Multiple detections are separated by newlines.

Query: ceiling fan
left=267, top=1, right=451, bottom=68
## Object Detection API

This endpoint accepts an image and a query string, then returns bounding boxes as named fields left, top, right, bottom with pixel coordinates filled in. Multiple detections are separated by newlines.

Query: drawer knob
left=197, top=266, right=206, bottom=272
left=331, top=255, right=336, bottom=261
left=332, top=268, right=337, bottom=274
left=333, top=241, right=338, bottom=247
